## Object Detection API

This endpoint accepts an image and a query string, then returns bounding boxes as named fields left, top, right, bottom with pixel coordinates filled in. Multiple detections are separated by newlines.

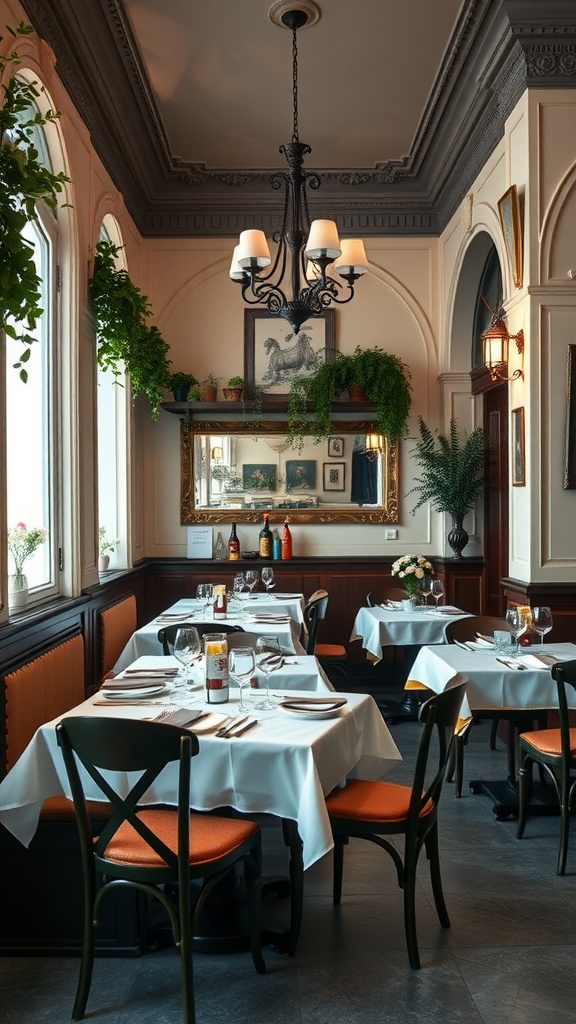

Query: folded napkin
left=101, top=676, right=169, bottom=690
left=517, top=653, right=560, bottom=670
left=279, top=696, right=347, bottom=711
left=248, top=614, right=291, bottom=623
left=454, top=639, right=492, bottom=651
left=475, top=634, right=495, bottom=646
left=157, top=709, right=208, bottom=728
left=156, top=613, right=194, bottom=623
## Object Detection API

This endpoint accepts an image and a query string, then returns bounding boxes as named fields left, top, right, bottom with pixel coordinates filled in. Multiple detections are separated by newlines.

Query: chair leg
left=177, top=875, right=196, bottom=1024
left=454, top=735, right=464, bottom=799
left=557, top=780, right=571, bottom=877
left=425, top=825, right=450, bottom=928
left=72, top=874, right=98, bottom=1020
left=282, top=819, right=304, bottom=956
left=402, top=846, right=420, bottom=969
left=489, top=718, right=498, bottom=750
left=516, top=757, right=532, bottom=840
left=332, top=836, right=346, bottom=905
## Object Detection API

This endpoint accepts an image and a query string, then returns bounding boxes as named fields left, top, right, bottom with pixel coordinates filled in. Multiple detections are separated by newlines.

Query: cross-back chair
left=517, top=659, right=576, bottom=875
left=57, top=716, right=265, bottom=1023
left=158, top=621, right=244, bottom=655
left=366, top=587, right=407, bottom=606
left=325, top=680, right=467, bottom=968
left=302, top=589, right=349, bottom=687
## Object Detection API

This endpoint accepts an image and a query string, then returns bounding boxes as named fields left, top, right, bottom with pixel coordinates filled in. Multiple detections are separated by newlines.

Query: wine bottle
left=213, top=585, right=227, bottom=619
left=228, top=522, right=240, bottom=561
left=258, top=513, right=272, bottom=559
left=281, top=518, right=292, bottom=560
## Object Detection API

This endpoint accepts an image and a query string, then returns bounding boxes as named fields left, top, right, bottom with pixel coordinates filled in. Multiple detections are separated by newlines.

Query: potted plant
left=98, top=526, right=115, bottom=572
left=0, top=23, right=70, bottom=382
left=89, top=240, right=171, bottom=418
left=222, top=375, right=244, bottom=402
left=287, top=345, right=412, bottom=450
left=409, top=416, right=490, bottom=558
left=200, top=373, right=221, bottom=401
left=7, top=522, right=47, bottom=609
left=168, top=372, right=198, bottom=402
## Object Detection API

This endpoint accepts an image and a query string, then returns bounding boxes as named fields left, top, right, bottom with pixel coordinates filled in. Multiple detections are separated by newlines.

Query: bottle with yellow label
left=204, top=633, right=229, bottom=703
left=259, top=513, right=272, bottom=559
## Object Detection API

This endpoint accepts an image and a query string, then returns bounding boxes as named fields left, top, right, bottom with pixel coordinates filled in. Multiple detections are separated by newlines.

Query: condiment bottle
left=272, top=530, right=282, bottom=560
left=258, top=512, right=272, bottom=559
left=204, top=633, right=229, bottom=703
left=228, top=522, right=240, bottom=560
left=213, top=585, right=227, bottom=619
left=281, top=518, right=292, bottom=560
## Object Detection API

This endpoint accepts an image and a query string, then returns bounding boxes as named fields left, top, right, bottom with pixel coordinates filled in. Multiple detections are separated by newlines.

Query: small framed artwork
left=323, top=462, right=346, bottom=492
left=498, top=185, right=523, bottom=289
left=511, top=407, right=525, bottom=487
left=242, top=464, right=277, bottom=492
left=328, top=436, right=344, bottom=458
left=244, top=309, right=335, bottom=399
left=565, top=344, right=576, bottom=488
left=285, top=459, right=316, bottom=492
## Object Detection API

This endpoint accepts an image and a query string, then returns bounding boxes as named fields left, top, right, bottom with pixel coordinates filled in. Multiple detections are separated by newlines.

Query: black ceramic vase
left=447, top=516, right=469, bottom=559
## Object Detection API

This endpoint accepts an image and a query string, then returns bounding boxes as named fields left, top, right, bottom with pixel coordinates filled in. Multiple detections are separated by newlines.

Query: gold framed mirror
left=180, top=419, right=399, bottom=524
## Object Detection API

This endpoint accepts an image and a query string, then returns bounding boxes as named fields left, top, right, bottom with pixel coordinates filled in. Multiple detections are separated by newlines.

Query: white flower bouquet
left=391, top=554, right=434, bottom=599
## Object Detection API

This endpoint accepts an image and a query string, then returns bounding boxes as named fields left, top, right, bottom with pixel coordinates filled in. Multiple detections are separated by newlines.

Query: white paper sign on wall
left=186, top=526, right=213, bottom=559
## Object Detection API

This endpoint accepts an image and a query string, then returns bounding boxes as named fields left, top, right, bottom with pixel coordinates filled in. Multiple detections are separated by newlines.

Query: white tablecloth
left=350, top=605, right=470, bottom=662
left=406, top=642, right=576, bottom=725
left=113, top=654, right=334, bottom=694
left=0, top=690, right=401, bottom=871
left=115, top=598, right=305, bottom=672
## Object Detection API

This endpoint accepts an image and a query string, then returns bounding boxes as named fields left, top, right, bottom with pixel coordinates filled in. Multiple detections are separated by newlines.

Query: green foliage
left=89, top=240, right=171, bottom=418
left=0, top=23, right=71, bottom=381
left=408, top=417, right=489, bottom=518
left=169, top=371, right=197, bottom=391
left=201, top=373, right=221, bottom=389
left=227, top=375, right=244, bottom=387
left=287, top=345, right=412, bottom=450
left=98, top=526, right=115, bottom=556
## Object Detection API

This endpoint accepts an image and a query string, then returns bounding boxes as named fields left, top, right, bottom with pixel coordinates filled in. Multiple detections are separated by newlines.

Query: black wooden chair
left=158, top=621, right=244, bottom=655
left=517, top=659, right=576, bottom=875
left=324, top=681, right=466, bottom=968
left=366, top=587, right=407, bottom=606
left=57, top=716, right=265, bottom=1022
left=302, top=590, right=349, bottom=687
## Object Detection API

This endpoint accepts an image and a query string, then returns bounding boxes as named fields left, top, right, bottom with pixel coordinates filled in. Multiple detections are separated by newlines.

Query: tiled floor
left=1, top=712, right=575, bottom=1024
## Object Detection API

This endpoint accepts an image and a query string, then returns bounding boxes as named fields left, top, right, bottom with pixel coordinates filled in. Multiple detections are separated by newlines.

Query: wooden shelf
left=160, top=400, right=377, bottom=417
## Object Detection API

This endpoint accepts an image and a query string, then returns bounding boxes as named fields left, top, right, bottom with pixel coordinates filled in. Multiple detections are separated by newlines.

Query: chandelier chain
left=292, top=25, right=299, bottom=144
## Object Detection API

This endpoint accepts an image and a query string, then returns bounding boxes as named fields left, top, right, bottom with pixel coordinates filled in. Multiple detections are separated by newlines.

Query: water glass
left=532, top=606, right=553, bottom=650
left=431, top=579, right=444, bottom=611
left=228, top=646, right=255, bottom=713
left=245, top=569, right=260, bottom=595
left=419, top=576, right=433, bottom=611
left=505, top=607, right=530, bottom=655
left=173, top=627, right=201, bottom=687
left=494, top=630, right=514, bottom=655
left=196, top=583, right=214, bottom=615
left=261, top=567, right=275, bottom=595
left=254, top=636, right=282, bottom=710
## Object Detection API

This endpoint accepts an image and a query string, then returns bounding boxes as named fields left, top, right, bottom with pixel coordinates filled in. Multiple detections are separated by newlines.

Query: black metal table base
left=469, top=778, right=561, bottom=821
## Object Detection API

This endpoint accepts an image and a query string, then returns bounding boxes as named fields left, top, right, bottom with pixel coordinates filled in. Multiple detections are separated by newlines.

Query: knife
left=216, top=715, right=249, bottom=737
left=496, top=658, right=525, bottom=670
left=226, top=718, right=258, bottom=738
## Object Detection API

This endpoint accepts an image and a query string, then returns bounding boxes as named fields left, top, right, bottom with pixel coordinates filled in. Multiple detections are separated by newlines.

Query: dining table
left=350, top=603, right=471, bottom=663
left=0, top=672, right=401, bottom=952
left=114, top=595, right=306, bottom=673
left=405, top=641, right=576, bottom=818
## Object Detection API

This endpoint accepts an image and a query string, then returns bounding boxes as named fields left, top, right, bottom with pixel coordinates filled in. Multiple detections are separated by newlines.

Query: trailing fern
left=408, top=417, right=489, bottom=518
left=89, top=240, right=171, bottom=418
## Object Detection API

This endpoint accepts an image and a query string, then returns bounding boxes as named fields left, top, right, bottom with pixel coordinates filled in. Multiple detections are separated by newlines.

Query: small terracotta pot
left=347, top=383, right=368, bottom=402
left=222, top=387, right=243, bottom=402
left=202, top=386, right=218, bottom=401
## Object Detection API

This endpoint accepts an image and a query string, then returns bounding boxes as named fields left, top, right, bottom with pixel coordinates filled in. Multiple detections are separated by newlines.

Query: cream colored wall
left=440, top=89, right=576, bottom=584
left=141, top=237, right=446, bottom=558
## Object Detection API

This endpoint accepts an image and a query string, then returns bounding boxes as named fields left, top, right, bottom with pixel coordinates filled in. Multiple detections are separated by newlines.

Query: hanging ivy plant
left=89, top=239, right=171, bottom=418
left=0, top=23, right=71, bottom=381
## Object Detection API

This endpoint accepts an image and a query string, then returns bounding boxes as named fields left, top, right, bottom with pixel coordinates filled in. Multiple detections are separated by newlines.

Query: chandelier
left=229, top=2, right=368, bottom=334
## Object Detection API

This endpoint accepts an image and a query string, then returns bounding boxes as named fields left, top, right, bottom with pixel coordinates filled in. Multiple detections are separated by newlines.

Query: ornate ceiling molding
left=19, top=0, right=576, bottom=238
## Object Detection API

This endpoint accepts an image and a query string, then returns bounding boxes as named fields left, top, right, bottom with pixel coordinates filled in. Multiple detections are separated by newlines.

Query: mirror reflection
left=180, top=421, right=399, bottom=524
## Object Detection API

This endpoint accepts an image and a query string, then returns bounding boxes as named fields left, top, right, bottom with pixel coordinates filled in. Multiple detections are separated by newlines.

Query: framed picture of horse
left=244, top=309, right=336, bottom=400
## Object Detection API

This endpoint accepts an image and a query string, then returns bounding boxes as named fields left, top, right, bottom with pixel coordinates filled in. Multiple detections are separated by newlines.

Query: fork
left=150, top=708, right=173, bottom=722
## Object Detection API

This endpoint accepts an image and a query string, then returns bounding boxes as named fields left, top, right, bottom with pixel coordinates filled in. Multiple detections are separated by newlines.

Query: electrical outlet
left=384, top=528, right=398, bottom=540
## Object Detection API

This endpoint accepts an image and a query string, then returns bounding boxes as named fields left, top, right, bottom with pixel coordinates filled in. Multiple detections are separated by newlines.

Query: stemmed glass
left=254, top=636, right=283, bottom=710
left=228, top=646, right=256, bottom=713
left=431, top=579, right=444, bottom=612
left=505, top=607, right=530, bottom=656
left=173, top=627, right=202, bottom=688
left=195, top=583, right=214, bottom=616
left=261, top=567, right=275, bottom=597
left=419, top=575, right=433, bottom=612
left=532, top=607, right=553, bottom=650
left=245, top=569, right=259, bottom=596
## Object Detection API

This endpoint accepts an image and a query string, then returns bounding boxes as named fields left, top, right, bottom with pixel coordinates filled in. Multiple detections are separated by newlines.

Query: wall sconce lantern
left=481, top=314, right=524, bottom=382
left=210, top=446, right=223, bottom=462
left=364, top=433, right=384, bottom=460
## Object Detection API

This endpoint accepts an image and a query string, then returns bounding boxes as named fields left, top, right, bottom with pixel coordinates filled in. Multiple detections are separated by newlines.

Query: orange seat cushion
left=40, top=796, right=112, bottom=821
left=316, top=644, right=347, bottom=659
left=326, top=778, right=433, bottom=823
left=102, top=810, right=259, bottom=868
left=521, top=728, right=576, bottom=757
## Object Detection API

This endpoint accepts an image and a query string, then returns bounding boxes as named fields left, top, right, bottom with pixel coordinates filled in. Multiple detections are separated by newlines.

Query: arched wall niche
left=448, top=229, right=502, bottom=377
left=540, top=161, right=576, bottom=283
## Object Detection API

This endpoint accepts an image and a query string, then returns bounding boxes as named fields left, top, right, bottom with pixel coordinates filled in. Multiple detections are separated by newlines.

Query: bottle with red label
left=281, top=518, right=292, bottom=560
left=213, top=586, right=227, bottom=619
left=204, top=633, right=229, bottom=703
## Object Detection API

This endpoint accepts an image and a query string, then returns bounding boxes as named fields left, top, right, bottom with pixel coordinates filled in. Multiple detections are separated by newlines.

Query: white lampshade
left=305, top=219, right=341, bottom=260
left=236, top=229, right=272, bottom=269
left=229, top=245, right=245, bottom=281
left=333, top=239, right=368, bottom=276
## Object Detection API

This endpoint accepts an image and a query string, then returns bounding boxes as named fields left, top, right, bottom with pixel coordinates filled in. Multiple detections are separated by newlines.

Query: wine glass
left=532, top=607, right=553, bottom=650
left=245, top=569, right=259, bottom=596
left=228, top=646, right=256, bottom=713
left=261, top=567, right=275, bottom=597
left=431, top=578, right=444, bottom=612
left=173, top=627, right=201, bottom=687
left=195, top=583, right=214, bottom=615
left=254, top=636, right=283, bottom=710
left=419, top=575, right=433, bottom=612
left=505, top=608, right=530, bottom=656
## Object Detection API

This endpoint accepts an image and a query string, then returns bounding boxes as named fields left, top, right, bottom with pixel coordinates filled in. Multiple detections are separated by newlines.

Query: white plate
left=102, top=684, right=169, bottom=699
left=279, top=705, right=342, bottom=720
